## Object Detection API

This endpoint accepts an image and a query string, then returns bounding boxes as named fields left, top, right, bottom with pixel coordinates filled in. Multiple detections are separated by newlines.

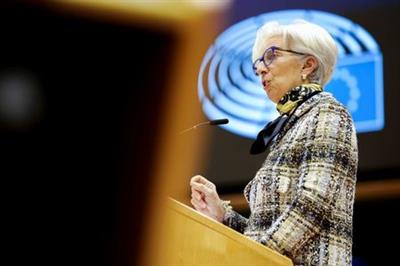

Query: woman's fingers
left=190, top=175, right=221, bottom=217
left=190, top=175, right=211, bottom=186
left=191, top=188, right=207, bottom=207
left=191, top=182, right=213, bottom=196
left=190, top=175, right=205, bottom=184
left=191, top=190, right=203, bottom=201
left=191, top=197, right=206, bottom=209
left=191, top=198, right=201, bottom=210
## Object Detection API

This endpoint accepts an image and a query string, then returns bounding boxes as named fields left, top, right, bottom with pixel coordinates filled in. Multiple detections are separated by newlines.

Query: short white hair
left=252, top=20, right=338, bottom=86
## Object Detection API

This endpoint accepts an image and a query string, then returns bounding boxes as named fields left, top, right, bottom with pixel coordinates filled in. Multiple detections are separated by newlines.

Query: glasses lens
left=264, top=48, right=274, bottom=66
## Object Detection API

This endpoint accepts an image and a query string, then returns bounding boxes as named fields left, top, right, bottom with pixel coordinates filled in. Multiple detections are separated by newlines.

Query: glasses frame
left=252, top=46, right=306, bottom=75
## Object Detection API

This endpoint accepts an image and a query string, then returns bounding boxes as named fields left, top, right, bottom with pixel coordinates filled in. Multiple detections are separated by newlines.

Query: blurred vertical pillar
left=46, top=1, right=231, bottom=265
left=124, top=4, right=232, bottom=266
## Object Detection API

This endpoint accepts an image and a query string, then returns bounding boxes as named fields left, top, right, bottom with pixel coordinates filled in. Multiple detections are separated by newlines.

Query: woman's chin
left=266, top=91, right=278, bottom=103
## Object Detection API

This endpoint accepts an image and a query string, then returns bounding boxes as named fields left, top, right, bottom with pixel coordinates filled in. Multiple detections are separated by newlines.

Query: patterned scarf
left=276, top=83, right=323, bottom=115
left=250, top=83, right=323, bottom=154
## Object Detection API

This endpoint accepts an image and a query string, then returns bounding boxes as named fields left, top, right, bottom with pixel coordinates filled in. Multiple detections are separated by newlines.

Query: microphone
left=209, top=118, right=229, bottom=125
left=180, top=118, right=229, bottom=134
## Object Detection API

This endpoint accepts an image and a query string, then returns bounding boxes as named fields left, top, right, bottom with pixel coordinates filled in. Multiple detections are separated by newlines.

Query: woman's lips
left=262, top=80, right=270, bottom=91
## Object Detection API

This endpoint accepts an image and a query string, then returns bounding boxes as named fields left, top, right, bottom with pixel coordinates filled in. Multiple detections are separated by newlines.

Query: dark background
left=0, top=2, right=175, bottom=265
left=1, top=1, right=399, bottom=266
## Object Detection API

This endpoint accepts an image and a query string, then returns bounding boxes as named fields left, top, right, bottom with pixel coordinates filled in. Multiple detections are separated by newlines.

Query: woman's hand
left=190, top=175, right=225, bottom=222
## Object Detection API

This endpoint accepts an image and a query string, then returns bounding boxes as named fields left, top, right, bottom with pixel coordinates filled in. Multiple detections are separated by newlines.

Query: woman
left=190, top=20, right=358, bottom=265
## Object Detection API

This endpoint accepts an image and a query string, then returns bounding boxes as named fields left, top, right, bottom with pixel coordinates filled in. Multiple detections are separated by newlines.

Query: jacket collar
left=276, top=92, right=332, bottom=141
left=292, top=91, right=330, bottom=117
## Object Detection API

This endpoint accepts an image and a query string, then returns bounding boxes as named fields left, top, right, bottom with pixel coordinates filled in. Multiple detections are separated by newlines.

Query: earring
left=301, top=74, right=307, bottom=81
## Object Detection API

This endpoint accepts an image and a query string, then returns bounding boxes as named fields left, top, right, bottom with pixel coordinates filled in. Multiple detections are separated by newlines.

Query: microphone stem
left=179, top=121, right=210, bottom=135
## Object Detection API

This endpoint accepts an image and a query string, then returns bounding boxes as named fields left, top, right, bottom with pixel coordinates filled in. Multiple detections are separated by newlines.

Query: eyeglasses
left=252, top=46, right=306, bottom=75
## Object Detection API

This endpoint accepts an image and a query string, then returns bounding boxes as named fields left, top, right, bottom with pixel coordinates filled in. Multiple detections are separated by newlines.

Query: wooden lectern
left=161, top=198, right=293, bottom=266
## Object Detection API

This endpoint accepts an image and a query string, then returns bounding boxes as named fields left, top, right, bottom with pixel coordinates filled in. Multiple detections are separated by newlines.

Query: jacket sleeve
left=221, top=200, right=248, bottom=233
left=258, top=103, right=358, bottom=257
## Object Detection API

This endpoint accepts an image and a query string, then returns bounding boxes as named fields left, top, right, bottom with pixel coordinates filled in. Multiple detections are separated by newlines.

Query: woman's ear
left=302, top=56, right=318, bottom=77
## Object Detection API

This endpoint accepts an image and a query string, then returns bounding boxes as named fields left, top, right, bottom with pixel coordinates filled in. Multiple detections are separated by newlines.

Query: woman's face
left=254, top=36, right=305, bottom=103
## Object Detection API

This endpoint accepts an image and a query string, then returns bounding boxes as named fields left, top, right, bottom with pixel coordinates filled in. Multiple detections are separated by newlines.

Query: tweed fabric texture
left=223, top=92, right=358, bottom=266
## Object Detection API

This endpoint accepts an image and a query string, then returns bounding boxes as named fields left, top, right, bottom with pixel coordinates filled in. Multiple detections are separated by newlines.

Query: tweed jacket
left=223, top=92, right=358, bottom=266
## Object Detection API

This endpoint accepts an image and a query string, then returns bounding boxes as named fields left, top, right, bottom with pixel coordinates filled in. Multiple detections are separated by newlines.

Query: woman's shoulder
left=294, top=92, right=356, bottom=135
left=311, top=92, right=353, bottom=120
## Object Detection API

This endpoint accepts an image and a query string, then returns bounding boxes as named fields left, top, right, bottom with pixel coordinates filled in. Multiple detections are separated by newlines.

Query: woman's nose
left=254, top=62, right=269, bottom=76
